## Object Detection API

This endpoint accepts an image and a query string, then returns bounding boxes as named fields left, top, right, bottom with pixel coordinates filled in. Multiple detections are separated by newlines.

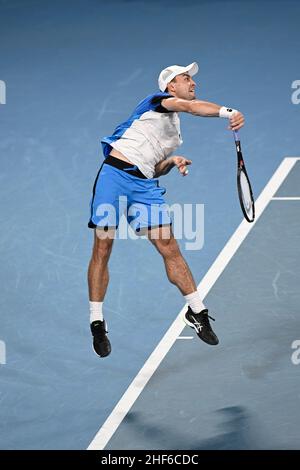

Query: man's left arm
left=154, top=156, right=192, bottom=178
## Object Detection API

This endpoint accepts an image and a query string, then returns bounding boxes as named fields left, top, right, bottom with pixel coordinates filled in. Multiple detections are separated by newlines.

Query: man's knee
left=149, top=226, right=176, bottom=255
left=152, top=235, right=180, bottom=258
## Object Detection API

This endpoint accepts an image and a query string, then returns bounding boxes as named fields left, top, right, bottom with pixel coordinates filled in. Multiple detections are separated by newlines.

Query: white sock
left=89, top=301, right=104, bottom=323
left=184, top=291, right=206, bottom=314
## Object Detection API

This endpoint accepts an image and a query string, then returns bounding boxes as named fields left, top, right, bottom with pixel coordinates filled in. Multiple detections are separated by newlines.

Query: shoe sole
left=92, top=346, right=111, bottom=358
left=92, top=341, right=111, bottom=358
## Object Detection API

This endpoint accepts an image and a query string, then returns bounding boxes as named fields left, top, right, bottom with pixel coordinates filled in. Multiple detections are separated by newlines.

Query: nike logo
left=124, top=165, right=138, bottom=172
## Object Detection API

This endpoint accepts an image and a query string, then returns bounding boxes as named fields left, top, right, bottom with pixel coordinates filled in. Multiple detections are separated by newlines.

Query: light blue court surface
left=0, top=0, right=300, bottom=450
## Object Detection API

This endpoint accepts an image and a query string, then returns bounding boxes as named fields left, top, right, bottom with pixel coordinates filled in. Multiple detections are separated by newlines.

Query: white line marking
left=177, top=336, right=194, bottom=340
left=272, top=197, right=300, bottom=200
left=87, top=157, right=299, bottom=450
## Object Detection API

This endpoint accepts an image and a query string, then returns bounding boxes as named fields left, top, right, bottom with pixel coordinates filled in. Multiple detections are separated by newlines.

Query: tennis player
left=88, top=62, right=244, bottom=357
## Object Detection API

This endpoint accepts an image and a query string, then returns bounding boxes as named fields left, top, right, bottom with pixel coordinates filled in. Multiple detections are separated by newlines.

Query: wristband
left=219, top=106, right=238, bottom=118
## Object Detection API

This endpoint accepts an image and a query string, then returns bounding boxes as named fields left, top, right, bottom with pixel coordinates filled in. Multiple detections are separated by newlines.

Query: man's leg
left=87, top=228, right=115, bottom=357
left=147, top=225, right=198, bottom=295
left=148, top=225, right=219, bottom=345
left=88, top=228, right=115, bottom=302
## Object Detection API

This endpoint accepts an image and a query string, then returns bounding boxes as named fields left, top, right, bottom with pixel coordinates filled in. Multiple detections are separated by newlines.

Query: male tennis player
left=88, top=62, right=244, bottom=357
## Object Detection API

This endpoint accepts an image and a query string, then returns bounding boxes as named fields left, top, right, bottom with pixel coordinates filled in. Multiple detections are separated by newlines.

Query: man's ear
left=167, top=81, right=176, bottom=94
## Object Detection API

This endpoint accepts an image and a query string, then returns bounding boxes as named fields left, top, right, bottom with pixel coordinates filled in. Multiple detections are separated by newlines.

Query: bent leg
left=148, top=225, right=196, bottom=295
left=148, top=226, right=219, bottom=345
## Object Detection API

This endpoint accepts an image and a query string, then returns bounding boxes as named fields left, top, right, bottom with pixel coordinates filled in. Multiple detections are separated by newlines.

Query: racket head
left=237, top=166, right=255, bottom=222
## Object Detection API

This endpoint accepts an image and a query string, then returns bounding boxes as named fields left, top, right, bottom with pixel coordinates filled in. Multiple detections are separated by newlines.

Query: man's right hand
left=229, top=111, right=245, bottom=131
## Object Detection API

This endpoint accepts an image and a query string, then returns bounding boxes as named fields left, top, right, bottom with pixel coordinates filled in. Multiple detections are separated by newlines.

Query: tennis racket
left=233, top=130, right=255, bottom=223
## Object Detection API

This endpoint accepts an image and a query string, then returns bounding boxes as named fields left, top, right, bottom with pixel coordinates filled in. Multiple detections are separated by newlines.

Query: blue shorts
left=88, top=157, right=171, bottom=232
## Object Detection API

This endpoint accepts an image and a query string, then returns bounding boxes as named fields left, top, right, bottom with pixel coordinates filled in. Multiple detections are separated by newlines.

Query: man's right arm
left=161, top=97, right=221, bottom=116
left=161, top=98, right=245, bottom=130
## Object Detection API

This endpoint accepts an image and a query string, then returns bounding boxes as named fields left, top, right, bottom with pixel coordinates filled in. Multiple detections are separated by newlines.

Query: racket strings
left=239, top=170, right=254, bottom=220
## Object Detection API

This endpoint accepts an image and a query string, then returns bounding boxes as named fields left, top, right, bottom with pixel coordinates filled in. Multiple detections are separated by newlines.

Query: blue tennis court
left=0, top=0, right=299, bottom=450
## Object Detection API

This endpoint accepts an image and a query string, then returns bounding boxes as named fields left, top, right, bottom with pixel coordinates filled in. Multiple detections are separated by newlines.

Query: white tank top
left=101, top=92, right=183, bottom=178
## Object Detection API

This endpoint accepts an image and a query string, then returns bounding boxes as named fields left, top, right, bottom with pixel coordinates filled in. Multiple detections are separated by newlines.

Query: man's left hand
left=172, top=156, right=192, bottom=176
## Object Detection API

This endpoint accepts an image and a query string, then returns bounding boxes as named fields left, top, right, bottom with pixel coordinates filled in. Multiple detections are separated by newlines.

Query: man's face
left=167, top=73, right=196, bottom=100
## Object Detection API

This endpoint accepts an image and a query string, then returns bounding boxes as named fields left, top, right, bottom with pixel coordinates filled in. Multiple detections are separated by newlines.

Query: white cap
left=158, top=62, right=199, bottom=92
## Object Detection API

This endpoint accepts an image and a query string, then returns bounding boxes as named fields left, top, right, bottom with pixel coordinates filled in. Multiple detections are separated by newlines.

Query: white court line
left=87, top=157, right=299, bottom=450
left=272, top=197, right=300, bottom=200
left=177, top=336, right=194, bottom=340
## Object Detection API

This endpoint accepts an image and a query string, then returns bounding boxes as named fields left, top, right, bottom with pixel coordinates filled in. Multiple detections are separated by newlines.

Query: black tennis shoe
left=90, top=320, right=111, bottom=357
left=184, top=307, right=219, bottom=345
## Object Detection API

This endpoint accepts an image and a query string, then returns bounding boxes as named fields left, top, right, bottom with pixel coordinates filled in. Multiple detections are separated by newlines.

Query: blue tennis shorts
left=88, top=156, right=171, bottom=232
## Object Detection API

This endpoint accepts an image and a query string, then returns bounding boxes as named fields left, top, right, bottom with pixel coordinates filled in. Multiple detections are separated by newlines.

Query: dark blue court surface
left=0, top=0, right=299, bottom=450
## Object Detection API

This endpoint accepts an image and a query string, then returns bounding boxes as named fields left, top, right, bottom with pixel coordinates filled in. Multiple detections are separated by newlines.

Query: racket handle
left=233, top=130, right=240, bottom=142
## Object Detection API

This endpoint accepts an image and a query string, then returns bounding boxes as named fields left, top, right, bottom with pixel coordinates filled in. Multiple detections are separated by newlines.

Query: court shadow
left=121, top=405, right=257, bottom=450
left=196, top=406, right=255, bottom=450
